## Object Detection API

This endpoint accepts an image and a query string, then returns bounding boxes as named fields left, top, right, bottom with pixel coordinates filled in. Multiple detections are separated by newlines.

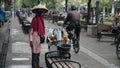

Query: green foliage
left=105, top=16, right=114, bottom=21
left=15, top=0, right=38, bottom=8
left=14, top=0, right=112, bottom=10
left=81, top=0, right=88, bottom=3
left=100, top=0, right=112, bottom=9
left=42, top=0, right=64, bottom=9
left=80, top=0, right=112, bottom=9
left=23, top=0, right=32, bottom=7
left=15, top=0, right=22, bottom=8
left=81, top=0, right=96, bottom=4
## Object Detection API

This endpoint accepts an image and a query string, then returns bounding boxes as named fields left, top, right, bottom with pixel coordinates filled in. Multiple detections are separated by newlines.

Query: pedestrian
left=100, top=17, right=103, bottom=23
left=29, top=4, right=48, bottom=68
left=111, top=17, right=120, bottom=45
left=63, top=5, right=81, bottom=40
left=115, top=12, right=119, bottom=17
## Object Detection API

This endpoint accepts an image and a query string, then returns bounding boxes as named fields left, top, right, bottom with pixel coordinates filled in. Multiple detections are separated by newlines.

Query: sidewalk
left=0, top=21, right=9, bottom=52
left=5, top=16, right=120, bottom=68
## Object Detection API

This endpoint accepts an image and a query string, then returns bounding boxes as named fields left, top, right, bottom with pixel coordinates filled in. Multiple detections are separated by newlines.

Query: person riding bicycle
left=63, top=5, right=81, bottom=40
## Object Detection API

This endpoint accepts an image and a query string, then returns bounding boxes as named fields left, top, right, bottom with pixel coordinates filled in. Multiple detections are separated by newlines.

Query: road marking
left=11, top=29, right=19, bottom=35
left=6, top=65, right=31, bottom=68
left=12, top=58, right=29, bottom=61
left=80, top=46, right=119, bottom=68
left=12, top=42, right=31, bottom=53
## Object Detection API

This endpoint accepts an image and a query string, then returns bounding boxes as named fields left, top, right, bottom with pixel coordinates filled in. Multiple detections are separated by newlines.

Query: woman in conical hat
left=29, top=4, right=48, bottom=68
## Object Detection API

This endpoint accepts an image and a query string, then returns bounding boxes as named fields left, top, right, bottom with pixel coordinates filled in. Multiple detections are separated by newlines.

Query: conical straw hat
left=32, top=4, right=48, bottom=13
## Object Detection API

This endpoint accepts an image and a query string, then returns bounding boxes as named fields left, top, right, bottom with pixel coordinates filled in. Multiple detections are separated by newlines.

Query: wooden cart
left=97, top=24, right=116, bottom=41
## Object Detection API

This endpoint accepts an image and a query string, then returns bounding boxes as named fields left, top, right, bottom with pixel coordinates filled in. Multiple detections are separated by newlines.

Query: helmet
left=71, top=5, right=77, bottom=10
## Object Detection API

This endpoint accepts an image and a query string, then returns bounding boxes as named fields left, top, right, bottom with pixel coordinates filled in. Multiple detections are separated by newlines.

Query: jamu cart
left=45, top=28, right=81, bottom=68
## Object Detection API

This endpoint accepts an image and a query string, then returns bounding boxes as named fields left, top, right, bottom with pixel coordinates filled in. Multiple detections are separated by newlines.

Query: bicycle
left=67, top=30, right=80, bottom=54
left=63, top=22, right=81, bottom=54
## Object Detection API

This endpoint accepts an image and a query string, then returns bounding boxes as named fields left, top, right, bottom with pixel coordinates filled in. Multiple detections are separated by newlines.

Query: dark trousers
left=32, top=53, right=40, bottom=68
left=112, top=29, right=120, bottom=44
left=75, top=27, right=81, bottom=40
left=67, top=27, right=81, bottom=40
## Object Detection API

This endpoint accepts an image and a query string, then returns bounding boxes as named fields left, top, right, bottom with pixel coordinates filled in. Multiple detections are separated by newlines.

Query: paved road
left=5, top=15, right=120, bottom=68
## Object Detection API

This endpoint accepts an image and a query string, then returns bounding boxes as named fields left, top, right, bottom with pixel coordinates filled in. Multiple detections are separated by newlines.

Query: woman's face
left=36, top=10, right=42, bottom=16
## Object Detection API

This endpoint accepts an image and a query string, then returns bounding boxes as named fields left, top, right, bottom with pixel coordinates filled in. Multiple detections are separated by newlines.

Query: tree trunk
left=65, top=0, right=68, bottom=12
left=103, top=7, right=105, bottom=18
left=87, top=0, right=91, bottom=25
left=111, top=2, right=115, bottom=16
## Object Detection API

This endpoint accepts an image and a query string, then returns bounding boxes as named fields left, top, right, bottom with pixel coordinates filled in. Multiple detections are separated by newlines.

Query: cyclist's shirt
left=112, top=19, right=120, bottom=29
left=112, top=17, right=120, bottom=34
left=64, top=10, right=80, bottom=25
left=64, top=10, right=81, bottom=31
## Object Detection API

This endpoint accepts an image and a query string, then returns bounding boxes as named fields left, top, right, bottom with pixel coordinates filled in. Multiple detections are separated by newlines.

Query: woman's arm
left=29, top=28, right=33, bottom=47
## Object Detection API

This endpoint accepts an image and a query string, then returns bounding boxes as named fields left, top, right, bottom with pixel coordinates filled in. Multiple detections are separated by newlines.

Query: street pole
left=0, top=0, right=1, bottom=6
left=87, top=0, right=91, bottom=25
left=96, top=0, right=99, bottom=35
left=14, top=0, right=15, bottom=17
left=96, top=0, right=99, bottom=25
left=65, top=0, right=68, bottom=12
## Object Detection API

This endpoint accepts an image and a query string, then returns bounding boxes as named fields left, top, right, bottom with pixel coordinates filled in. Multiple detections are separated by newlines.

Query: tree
left=15, top=0, right=38, bottom=8
left=42, top=0, right=64, bottom=9
left=87, top=0, right=91, bottom=25
left=100, top=0, right=112, bottom=17
left=111, top=0, right=115, bottom=15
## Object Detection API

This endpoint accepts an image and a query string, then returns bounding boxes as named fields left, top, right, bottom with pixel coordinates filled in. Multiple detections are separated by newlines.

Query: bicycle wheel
left=73, top=39, right=80, bottom=54
left=116, top=42, right=120, bottom=59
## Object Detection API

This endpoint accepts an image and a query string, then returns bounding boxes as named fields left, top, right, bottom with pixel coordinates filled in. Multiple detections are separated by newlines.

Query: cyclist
left=63, top=5, right=81, bottom=40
